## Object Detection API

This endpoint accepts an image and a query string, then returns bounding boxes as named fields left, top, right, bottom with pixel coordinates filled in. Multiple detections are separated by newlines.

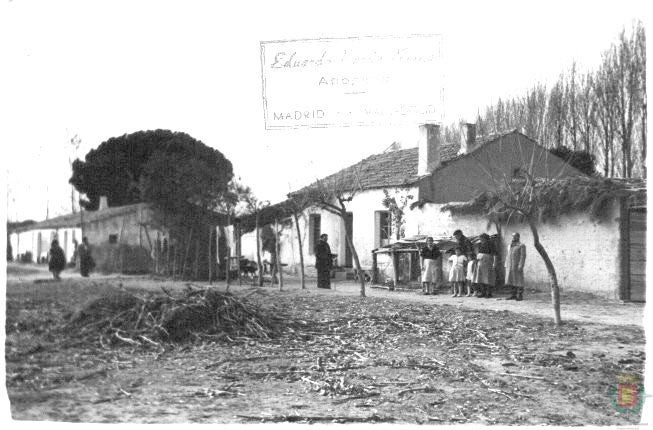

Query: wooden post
left=275, top=219, right=283, bottom=290
left=293, top=212, right=306, bottom=289
left=194, top=234, right=200, bottom=280
left=117, top=216, right=127, bottom=274
left=391, top=249, right=398, bottom=291
left=208, top=224, right=213, bottom=284
left=618, top=198, right=630, bottom=300
left=371, top=251, right=378, bottom=284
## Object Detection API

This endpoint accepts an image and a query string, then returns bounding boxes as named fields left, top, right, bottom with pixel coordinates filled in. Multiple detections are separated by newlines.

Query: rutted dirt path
left=5, top=265, right=646, bottom=424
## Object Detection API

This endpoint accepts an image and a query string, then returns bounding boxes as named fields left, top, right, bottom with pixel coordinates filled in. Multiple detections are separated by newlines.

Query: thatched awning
left=441, top=177, right=646, bottom=223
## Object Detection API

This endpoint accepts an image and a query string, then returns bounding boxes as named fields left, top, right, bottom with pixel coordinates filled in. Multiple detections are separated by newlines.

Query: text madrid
left=273, top=110, right=325, bottom=121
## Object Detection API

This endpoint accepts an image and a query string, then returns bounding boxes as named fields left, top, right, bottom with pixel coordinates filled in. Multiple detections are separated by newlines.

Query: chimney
left=458, top=123, right=477, bottom=155
left=417, top=123, right=442, bottom=176
left=98, top=196, right=109, bottom=211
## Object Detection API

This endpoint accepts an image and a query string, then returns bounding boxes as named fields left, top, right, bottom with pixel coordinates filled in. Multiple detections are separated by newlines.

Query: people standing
left=452, top=230, right=474, bottom=295
left=420, top=237, right=441, bottom=295
left=48, top=239, right=66, bottom=280
left=465, top=253, right=477, bottom=297
left=448, top=247, right=467, bottom=297
left=453, top=230, right=474, bottom=259
left=472, top=233, right=497, bottom=298
left=78, top=237, right=95, bottom=278
left=505, top=232, right=527, bottom=301
left=315, top=234, right=332, bottom=289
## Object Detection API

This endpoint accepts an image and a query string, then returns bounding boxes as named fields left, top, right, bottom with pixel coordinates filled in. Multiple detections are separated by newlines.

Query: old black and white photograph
left=1, top=0, right=650, bottom=426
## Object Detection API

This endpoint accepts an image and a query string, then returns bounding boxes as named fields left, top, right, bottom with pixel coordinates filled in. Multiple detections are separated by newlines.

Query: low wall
left=405, top=201, right=622, bottom=298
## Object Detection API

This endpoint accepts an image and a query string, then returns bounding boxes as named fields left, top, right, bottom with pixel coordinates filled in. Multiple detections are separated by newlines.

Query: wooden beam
left=618, top=198, right=630, bottom=301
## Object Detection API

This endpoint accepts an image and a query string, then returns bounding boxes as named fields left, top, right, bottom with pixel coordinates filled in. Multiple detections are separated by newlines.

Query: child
left=448, top=247, right=467, bottom=297
left=466, top=253, right=477, bottom=297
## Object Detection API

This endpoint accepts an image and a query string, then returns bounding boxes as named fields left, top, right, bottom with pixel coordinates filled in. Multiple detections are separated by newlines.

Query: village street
left=6, top=264, right=644, bottom=327
left=5, top=263, right=646, bottom=424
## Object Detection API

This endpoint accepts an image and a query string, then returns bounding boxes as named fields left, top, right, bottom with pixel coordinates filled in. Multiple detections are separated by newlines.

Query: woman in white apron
left=420, top=237, right=442, bottom=295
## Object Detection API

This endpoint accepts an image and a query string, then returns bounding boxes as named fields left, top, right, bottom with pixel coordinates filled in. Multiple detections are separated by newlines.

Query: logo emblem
left=611, top=373, right=644, bottom=413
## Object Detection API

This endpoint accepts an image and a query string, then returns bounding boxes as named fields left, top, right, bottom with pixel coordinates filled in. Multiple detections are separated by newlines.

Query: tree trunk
left=275, top=218, right=283, bottom=291
left=183, top=227, right=194, bottom=280
left=225, top=247, right=231, bottom=291
left=255, top=212, right=263, bottom=287
left=293, top=212, right=306, bottom=289
left=194, top=234, right=200, bottom=280
left=208, top=224, right=213, bottom=284
left=342, top=215, right=365, bottom=297
left=226, top=216, right=231, bottom=289
left=527, top=218, right=561, bottom=326
left=172, top=239, right=178, bottom=280
left=642, top=101, right=647, bottom=178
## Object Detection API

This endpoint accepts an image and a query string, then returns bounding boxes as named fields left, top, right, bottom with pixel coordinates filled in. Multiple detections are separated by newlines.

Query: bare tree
left=576, top=72, right=597, bottom=154
left=242, top=195, right=270, bottom=287
left=294, top=166, right=367, bottom=297
left=546, top=75, right=567, bottom=148
left=612, top=24, right=648, bottom=179
left=594, top=52, right=619, bottom=177
left=563, top=63, right=579, bottom=150
left=635, top=22, right=646, bottom=178
left=287, top=191, right=313, bottom=290
left=446, top=154, right=563, bottom=325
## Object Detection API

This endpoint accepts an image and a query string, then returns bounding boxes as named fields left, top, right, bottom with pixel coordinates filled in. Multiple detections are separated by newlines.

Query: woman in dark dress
left=315, top=234, right=332, bottom=289
left=48, top=239, right=66, bottom=280
left=78, top=237, right=95, bottom=277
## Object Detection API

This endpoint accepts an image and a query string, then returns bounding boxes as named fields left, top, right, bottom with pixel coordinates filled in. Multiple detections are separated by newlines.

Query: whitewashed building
left=234, top=123, right=645, bottom=300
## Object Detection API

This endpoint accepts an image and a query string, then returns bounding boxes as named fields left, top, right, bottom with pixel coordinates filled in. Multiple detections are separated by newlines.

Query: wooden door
left=628, top=208, right=646, bottom=302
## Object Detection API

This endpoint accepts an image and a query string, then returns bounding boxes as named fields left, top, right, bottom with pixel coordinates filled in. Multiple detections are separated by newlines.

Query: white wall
left=236, top=186, right=417, bottom=273
left=10, top=227, right=81, bottom=263
left=404, top=202, right=493, bottom=239
left=405, top=201, right=622, bottom=297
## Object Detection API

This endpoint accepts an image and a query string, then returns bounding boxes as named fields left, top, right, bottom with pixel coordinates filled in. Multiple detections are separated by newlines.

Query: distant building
left=8, top=197, right=166, bottom=273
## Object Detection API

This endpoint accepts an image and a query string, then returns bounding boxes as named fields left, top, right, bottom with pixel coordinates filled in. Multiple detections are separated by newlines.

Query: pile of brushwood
left=65, top=285, right=287, bottom=347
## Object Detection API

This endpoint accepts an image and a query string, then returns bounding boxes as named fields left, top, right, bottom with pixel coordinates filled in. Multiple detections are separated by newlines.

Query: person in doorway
left=48, top=239, right=66, bottom=280
left=315, top=234, right=332, bottom=289
left=420, top=237, right=441, bottom=295
left=448, top=247, right=467, bottom=297
left=473, top=233, right=497, bottom=298
left=505, top=232, right=527, bottom=300
left=78, top=237, right=95, bottom=277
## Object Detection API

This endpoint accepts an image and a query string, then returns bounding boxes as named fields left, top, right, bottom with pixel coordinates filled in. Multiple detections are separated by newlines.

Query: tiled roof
left=13, top=203, right=149, bottom=232
left=292, top=129, right=521, bottom=194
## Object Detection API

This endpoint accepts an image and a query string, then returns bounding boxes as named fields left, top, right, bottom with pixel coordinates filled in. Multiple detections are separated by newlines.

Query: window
left=375, top=211, right=392, bottom=248
left=308, top=214, right=321, bottom=255
left=109, top=234, right=118, bottom=244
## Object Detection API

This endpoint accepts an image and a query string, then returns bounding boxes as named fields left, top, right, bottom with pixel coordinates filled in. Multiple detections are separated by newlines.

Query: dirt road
left=5, top=264, right=647, bottom=424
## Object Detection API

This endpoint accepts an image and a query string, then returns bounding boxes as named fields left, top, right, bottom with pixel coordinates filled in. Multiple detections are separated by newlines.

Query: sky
left=1, top=0, right=649, bottom=222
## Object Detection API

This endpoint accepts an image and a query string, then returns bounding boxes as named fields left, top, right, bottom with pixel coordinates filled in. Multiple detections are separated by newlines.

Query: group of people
left=47, top=237, right=95, bottom=280
left=420, top=229, right=527, bottom=301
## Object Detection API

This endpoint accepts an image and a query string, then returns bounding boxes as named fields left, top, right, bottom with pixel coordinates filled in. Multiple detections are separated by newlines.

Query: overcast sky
left=2, top=0, right=648, bottom=222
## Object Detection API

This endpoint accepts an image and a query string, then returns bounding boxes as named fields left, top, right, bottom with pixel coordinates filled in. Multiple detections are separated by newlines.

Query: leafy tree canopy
left=548, top=146, right=597, bottom=176
left=70, top=129, right=233, bottom=210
